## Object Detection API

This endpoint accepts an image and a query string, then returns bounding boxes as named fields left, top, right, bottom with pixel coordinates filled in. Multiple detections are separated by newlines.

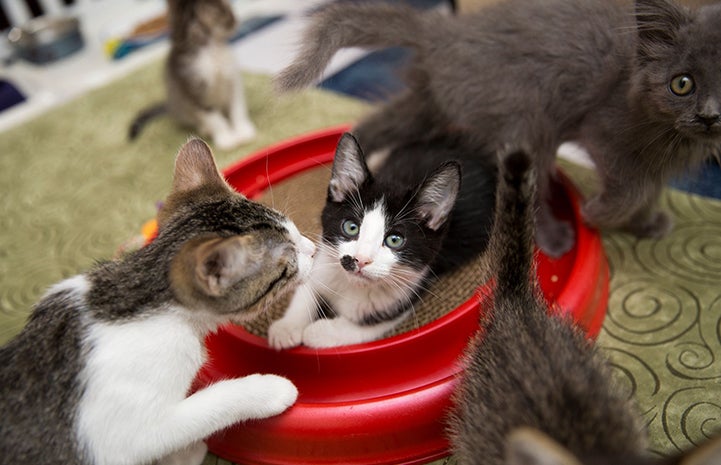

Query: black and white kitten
left=277, top=0, right=721, bottom=257
left=0, top=139, right=315, bottom=465
left=449, top=148, right=721, bottom=465
left=129, top=0, right=255, bottom=149
left=268, top=133, right=496, bottom=349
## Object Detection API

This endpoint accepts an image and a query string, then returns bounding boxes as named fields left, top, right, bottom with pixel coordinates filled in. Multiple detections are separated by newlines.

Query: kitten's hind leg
left=535, top=201, right=576, bottom=258
left=582, top=180, right=671, bottom=238
left=534, top=152, right=575, bottom=258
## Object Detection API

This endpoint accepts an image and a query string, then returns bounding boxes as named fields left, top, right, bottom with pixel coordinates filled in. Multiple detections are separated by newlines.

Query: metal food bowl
left=7, top=15, right=84, bottom=64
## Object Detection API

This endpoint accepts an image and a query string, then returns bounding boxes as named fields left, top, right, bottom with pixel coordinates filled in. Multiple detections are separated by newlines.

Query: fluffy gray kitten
left=0, top=139, right=315, bottom=465
left=449, top=148, right=721, bottom=465
left=129, top=0, right=255, bottom=150
left=277, top=0, right=721, bottom=257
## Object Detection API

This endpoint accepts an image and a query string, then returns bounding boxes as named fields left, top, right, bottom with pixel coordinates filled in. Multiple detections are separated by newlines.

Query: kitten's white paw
left=213, top=124, right=256, bottom=150
left=233, top=120, right=257, bottom=144
left=213, top=130, right=241, bottom=151
left=239, top=374, right=299, bottom=418
left=268, top=319, right=305, bottom=350
left=302, top=319, right=350, bottom=348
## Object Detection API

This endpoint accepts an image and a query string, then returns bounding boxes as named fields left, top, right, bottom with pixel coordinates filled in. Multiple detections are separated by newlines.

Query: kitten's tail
left=128, top=103, right=167, bottom=141
left=486, top=150, right=538, bottom=305
left=275, top=3, right=428, bottom=92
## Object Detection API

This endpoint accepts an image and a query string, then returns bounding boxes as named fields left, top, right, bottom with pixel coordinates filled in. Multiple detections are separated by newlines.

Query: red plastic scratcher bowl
left=180, top=125, right=609, bottom=465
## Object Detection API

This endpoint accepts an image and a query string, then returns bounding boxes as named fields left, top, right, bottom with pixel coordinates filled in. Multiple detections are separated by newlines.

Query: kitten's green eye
left=670, top=74, right=695, bottom=96
left=384, top=234, right=405, bottom=249
left=342, top=220, right=360, bottom=237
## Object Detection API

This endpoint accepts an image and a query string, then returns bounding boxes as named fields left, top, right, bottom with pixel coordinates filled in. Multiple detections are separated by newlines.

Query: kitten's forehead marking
left=356, top=202, right=387, bottom=258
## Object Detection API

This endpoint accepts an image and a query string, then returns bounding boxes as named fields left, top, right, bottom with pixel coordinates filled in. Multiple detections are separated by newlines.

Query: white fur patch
left=337, top=203, right=390, bottom=275
left=77, top=306, right=298, bottom=464
left=76, top=308, right=208, bottom=465
left=282, top=219, right=316, bottom=281
left=43, top=275, right=89, bottom=299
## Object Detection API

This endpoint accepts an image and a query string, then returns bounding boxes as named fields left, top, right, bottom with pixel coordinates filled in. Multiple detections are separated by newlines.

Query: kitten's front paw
left=241, top=374, right=299, bottom=418
left=625, top=210, right=672, bottom=239
left=213, top=123, right=256, bottom=150
left=268, top=319, right=305, bottom=350
left=535, top=219, right=575, bottom=258
left=233, top=120, right=257, bottom=144
left=213, top=130, right=242, bottom=151
left=302, top=319, right=349, bottom=348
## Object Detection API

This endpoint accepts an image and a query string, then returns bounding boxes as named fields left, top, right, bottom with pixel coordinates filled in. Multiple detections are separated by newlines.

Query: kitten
left=449, top=144, right=721, bottom=465
left=268, top=132, right=496, bottom=349
left=129, top=0, right=256, bottom=150
left=0, top=139, right=315, bottom=465
left=276, top=0, right=721, bottom=257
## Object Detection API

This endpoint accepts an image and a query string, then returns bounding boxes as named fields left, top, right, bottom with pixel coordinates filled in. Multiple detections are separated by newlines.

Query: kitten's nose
left=355, top=255, right=372, bottom=269
left=698, top=113, right=720, bottom=129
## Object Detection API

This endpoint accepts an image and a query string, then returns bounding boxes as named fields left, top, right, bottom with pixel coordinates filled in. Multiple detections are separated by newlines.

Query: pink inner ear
left=172, top=138, right=229, bottom=195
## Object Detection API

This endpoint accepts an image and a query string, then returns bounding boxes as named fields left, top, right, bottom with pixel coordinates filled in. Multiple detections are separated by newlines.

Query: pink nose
left=356, top=256, right=372, bottom=269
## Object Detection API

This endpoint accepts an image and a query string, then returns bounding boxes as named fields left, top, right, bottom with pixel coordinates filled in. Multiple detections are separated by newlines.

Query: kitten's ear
left=635, top=0, right=690, bottom=58
left=679, top=433, right=721, bottom=465
left=506, top=428, right=581, bottom=465
left=171, top=138, right=232, bottom=196
left=193, top=236, right=263, bottom=297
left=415, top=161, right=461, bottom=231
left=328, top=133, right=370, bottom=202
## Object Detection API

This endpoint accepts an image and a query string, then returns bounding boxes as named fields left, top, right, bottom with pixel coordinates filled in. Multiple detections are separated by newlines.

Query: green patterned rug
left=1, top=58, right=720, bottom=463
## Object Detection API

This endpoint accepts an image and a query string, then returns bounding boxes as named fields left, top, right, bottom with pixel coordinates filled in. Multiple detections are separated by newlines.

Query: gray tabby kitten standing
left=0, top=139, right=315, bottom=465
left=449, top=149, right=721, bottom=465
left=277, top=0, right=721, bottom=257
left=129, top=0, right=256, bottom=150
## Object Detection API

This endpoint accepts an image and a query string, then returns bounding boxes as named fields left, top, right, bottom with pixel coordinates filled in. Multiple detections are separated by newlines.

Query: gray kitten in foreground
left=129, top=0, right=256, bottom=150
left=277, top=0, right=721, bottom=257
left=450, top=149, right=721, bottom=465
left=0, top=139, right=315, bottom=465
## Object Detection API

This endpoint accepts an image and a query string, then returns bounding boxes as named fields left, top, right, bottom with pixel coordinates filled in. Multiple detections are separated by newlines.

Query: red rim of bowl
left=180, top=125, right=610, bottom=465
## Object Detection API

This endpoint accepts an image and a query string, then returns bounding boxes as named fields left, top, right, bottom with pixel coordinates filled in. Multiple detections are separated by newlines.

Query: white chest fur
left=76, top=308, right=208, bottom=464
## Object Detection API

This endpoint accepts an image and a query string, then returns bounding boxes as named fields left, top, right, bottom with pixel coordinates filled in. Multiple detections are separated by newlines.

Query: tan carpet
left=1, top=57, right=721, bottom=464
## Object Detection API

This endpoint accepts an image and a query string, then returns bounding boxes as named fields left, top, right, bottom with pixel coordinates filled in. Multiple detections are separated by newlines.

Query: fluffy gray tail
left=275, top=3, right=426, bottom=92
left=128, top=103, right=167, bottom=141
left=487, top=150, right=538, bottom=304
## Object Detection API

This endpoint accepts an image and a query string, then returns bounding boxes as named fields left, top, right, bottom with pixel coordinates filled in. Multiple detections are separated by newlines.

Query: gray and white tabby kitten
left=449, top=149, right=721, bottom=465
left=0, top=139, right=315, bottom=465
left=129, top=0, right=255, bottom=150
left=277, top=0, right=721, bottom=257
left=268, top=132, right=496, bottom=349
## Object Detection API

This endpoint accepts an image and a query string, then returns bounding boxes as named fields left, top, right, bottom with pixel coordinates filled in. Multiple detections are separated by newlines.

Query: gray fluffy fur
left=277, top=0, right=721, bottom=257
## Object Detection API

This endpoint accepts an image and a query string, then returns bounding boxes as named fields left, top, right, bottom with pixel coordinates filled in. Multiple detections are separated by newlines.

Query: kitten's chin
left=343, top=269, right=381, bottom=287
